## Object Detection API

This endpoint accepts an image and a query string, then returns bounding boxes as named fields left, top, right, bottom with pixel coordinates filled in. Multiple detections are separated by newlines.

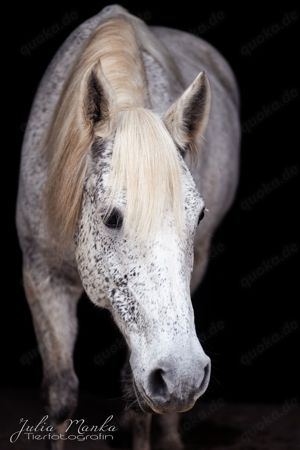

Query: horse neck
left=91, top=18, right=147, bottom=109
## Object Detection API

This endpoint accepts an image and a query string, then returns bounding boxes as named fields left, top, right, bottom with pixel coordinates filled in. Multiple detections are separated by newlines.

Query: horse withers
left=16, top=5, right=240, bottom=450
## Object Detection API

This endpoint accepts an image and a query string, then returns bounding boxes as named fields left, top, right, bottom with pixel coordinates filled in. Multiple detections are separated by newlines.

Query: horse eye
left=103, top=208, right=123, bottom=229
left=197, top=208, right=205, bottom=225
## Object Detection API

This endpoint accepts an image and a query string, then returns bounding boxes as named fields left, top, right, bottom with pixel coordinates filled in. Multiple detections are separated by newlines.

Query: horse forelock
left=105, top=107, right=183, bottom=239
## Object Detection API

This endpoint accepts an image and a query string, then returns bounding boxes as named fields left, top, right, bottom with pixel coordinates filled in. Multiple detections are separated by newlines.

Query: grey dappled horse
left=16, top=5, right=240, bottom=450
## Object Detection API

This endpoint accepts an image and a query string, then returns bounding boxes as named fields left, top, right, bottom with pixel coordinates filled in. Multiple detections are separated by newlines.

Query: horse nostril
left=147, top=359, right=211, bottom=408
left=149, top=368, right=168, bottom=399
left=199, top=361, right=211, bottom=392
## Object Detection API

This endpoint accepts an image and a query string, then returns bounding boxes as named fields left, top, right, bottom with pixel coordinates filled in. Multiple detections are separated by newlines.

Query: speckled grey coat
left=16, top=5, right=240, bottom=450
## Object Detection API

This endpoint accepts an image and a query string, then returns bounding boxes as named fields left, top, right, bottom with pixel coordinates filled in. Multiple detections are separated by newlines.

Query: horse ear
left=84, top=62, right=113, bottom=129
left=163, top=71, right=211, bottom=153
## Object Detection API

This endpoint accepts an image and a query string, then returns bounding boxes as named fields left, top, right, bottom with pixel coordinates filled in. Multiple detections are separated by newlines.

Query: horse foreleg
left=154, top=412, right=184, bottom=450
left=23, top=259, right=82, bottom=450
left=126, top=411, right=152, bottom=450
left=133, top=413, right=152, bottom=450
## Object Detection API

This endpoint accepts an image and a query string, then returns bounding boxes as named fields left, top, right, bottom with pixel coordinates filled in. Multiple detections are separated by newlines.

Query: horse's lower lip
left=144, top=396, right=195, bottom=414
left=175, top=402, right=195, bottom=413
left=137, top=384, right=196, bottom=414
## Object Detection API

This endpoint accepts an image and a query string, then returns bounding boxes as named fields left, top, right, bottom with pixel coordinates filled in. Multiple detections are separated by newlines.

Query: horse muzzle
left=135, top=355, right=211, bottom=414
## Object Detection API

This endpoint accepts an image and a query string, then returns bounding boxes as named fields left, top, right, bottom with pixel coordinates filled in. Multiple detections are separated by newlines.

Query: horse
left=16, top=5, right=240, bottom=450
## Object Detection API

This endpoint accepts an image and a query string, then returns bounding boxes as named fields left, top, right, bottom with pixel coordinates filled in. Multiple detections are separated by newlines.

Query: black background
left=3, top=1, right=299, bottom=404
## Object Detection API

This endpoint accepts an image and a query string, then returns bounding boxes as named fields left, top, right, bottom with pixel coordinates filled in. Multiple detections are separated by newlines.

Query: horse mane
left=46, top=16, right=183, bottom=245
